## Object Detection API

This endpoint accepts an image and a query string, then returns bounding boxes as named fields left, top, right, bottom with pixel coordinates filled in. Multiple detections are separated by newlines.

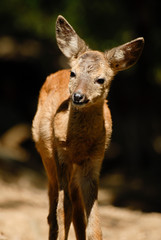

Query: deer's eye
left=70, top=71, right=76, bottom=78
left=96, top=78, right=105, bottom=84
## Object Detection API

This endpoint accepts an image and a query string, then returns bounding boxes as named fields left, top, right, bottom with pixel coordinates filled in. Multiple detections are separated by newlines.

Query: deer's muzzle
left=72, top=91, right=89, bottom=106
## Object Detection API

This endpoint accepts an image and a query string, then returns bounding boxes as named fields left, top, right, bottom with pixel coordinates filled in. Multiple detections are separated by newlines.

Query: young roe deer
left=32, top=15, right=144, bottom=240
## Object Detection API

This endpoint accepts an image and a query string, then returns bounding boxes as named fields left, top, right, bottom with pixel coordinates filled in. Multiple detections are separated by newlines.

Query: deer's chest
left=53, top=109, right=105, bottom=163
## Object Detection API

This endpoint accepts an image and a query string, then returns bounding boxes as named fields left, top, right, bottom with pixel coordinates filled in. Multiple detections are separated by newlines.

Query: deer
left=32, top=15, right=144, bottom=240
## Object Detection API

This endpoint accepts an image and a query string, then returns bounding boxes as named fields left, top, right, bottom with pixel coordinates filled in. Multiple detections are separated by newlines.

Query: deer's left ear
left=56, top=15, right=88, bottom=59
left=105, top=37, right=144, bottom=72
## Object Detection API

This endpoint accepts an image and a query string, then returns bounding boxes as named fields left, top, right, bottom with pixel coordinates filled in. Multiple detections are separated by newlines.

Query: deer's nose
left=72, top=91, right=86, bottom=104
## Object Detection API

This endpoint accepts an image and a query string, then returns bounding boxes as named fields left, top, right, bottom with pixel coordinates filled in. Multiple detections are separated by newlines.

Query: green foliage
left=0, top=0, right=161, bottom=86
left=0, top=0, right=57, bottom=39
left=0, top=0, right=136, bottom=45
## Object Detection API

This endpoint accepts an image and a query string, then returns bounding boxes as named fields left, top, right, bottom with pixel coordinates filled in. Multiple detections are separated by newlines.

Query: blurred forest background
left=0, top=0, right=161, bottom=212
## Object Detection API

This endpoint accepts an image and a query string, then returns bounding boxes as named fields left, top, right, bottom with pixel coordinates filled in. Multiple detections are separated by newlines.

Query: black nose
left=72, top=92, right=86, bottom=104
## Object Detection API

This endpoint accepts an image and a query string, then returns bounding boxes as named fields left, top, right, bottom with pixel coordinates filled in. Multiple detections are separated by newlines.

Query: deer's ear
left=56, top=15, right=88, bottom=59
left=105, top=38, right=144, bottom=72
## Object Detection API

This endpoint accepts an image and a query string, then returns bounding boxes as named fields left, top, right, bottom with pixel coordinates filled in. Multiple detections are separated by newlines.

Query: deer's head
left=56, top=15, right=144, bottom=108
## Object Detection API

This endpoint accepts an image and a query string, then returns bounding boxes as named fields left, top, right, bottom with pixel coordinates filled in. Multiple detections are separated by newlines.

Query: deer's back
left=39, top=69, right=70, bottom=106
left=32, top=70, right=70, bottom=156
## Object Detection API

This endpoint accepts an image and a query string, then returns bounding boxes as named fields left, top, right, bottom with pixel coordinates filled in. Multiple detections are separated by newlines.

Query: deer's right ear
left=56, top=15, right=88, bottom=59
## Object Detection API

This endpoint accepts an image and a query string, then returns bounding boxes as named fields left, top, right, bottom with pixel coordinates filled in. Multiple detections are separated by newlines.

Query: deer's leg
left=70, top=181, right=86, bottom=240
left=41, top=155, right=59, bottom=240
left=56, top=156, right=73, bottom=240
left=78, top=164, right=102, bottom=240
left=48, top=181, right=58, bottom=240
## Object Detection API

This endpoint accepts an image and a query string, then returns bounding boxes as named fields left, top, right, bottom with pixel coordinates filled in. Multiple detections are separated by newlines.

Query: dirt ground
left=1, top=169, right=161, bottom=240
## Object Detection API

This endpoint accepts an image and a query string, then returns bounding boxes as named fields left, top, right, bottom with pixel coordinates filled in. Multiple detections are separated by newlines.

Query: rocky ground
left=1, top=168, right=161, bottom=240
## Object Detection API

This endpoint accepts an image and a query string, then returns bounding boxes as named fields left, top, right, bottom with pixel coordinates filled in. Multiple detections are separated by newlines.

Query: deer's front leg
left=70, top=180, right=86, bottom=240
left=78, top=162, right=102, bottom=240
left=55, top=153, right=73, bottom=240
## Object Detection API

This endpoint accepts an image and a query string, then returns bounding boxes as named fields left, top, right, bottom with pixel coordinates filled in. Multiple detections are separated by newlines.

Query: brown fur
left=32, top=15, right=144, bottom=240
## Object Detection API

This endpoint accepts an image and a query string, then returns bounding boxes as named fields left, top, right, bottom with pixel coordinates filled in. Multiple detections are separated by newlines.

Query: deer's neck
left=64, top=100, right=106, bottom=164
left=69, top=101, right=104, bottom=134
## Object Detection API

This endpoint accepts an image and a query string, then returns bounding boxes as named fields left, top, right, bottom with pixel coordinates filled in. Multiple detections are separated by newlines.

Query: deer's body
left=32, top=15, right=144, bottom=240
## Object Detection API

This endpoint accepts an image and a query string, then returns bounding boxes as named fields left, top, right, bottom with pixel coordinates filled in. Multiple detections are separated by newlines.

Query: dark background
left=0, top=0, right=161, bottom=212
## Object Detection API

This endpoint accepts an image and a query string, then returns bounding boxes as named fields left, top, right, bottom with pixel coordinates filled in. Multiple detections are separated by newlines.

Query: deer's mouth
left=73, top=99, right=89, bottom=106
